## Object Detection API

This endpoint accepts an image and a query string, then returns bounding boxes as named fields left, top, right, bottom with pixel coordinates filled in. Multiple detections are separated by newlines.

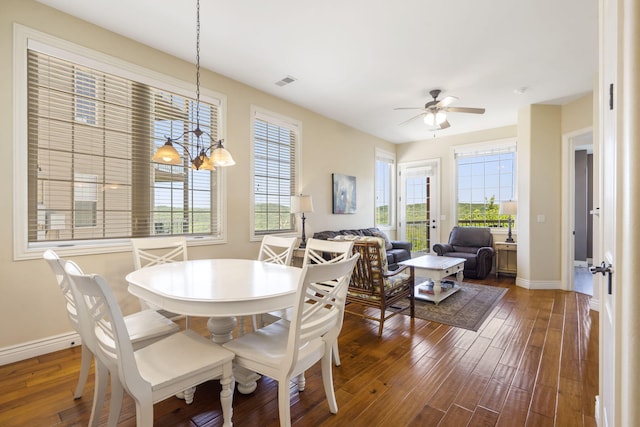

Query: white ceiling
left=36, top=0, right=598, bottom=144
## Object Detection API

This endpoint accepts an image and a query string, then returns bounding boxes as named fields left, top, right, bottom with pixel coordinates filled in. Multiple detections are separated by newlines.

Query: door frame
left=397, top=158, right=441, bottom=254
left=561, top=127, right=599, bottom=310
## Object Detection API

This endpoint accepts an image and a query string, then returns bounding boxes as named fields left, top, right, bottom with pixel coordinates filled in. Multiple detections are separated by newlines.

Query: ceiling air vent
left=275, top=76, right=297, bottom=87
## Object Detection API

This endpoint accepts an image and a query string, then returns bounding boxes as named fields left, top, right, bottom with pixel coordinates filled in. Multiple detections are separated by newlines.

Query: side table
left=495, top=242, right=517, bottom=277
left=292, top=247, right=306, bottom=267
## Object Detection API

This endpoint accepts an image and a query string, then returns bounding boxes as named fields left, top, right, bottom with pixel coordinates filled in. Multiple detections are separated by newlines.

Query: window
left=375, top=149, right=396, bottom=228
left=74, top=174, right=98, bottom=228
left=15, top=27, right=226, bottom=257
left=251, top=107, right=300, bottom=238
left=455, top=140, right=516, bottom=228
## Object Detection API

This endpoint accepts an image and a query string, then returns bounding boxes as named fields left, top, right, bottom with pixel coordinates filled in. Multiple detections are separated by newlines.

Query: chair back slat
left=258, top=235, right=297, bottom=265
left=349, top=240, right=384, bottom=296
left=303, top=239, right=353, bottom=265
left=285, top=254, right=359, bottom=368
left=43, top=250, right=81, bottom=328
left=131, top=236, right=188, bottom=269
left=65, top=266, right=144, bottom=391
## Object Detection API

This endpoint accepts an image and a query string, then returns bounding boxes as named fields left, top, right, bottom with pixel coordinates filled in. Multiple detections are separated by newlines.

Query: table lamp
left=291, top=194, right=314, bottom=248
left=499, top=201, right=517, bottom=243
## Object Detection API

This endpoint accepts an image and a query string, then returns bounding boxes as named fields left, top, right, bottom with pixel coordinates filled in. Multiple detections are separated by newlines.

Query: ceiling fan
left=395, top=89, right=486, bottom=130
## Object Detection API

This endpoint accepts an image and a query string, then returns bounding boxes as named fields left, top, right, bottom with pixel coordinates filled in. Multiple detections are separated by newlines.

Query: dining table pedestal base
left=207, top=316, right=260, bottom=394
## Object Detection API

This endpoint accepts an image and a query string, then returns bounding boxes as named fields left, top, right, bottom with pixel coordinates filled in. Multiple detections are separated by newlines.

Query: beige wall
left=518, top=104, right=563, bottom=286
left=0, top=1, right=394, bottom=350
left=562, top=93, right=594, bottom=133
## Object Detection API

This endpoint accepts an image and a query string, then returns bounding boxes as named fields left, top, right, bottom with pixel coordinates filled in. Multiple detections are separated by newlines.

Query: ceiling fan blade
left=398, top=112, right=427, bottom=126
left=437, top=96, right=458, bottom=107
left=445, top=106, right=486, bottom=114
left=439, top=119, right=451, bottom=129
left=394, top=107, right=426, bottom=111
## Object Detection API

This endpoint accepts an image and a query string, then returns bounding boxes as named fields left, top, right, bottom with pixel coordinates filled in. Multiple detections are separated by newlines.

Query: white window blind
left=252, top=110, right=299, bottom=236
left=27, top=48, right=221, bottom=244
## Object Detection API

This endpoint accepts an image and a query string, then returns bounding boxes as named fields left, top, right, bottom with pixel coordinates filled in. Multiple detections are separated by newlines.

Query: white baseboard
left=589, top=298, right=600, bottom=312
left=595, top=395, right=600, bottom=426
left=0, top=332, right=81, bottom=366
left=515, top=277, right=562, bottom=290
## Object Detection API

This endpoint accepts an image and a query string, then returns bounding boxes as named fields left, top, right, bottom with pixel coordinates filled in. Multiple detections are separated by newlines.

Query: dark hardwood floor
left=0, top=275, right=598, bottom=426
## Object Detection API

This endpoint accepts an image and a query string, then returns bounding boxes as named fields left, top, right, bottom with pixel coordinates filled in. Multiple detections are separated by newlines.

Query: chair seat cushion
left=223, top=320, right=325, bottom=371
left=348, top=273, right=412, bottom=301
left=133, top=330, right=234, bottom=389
left=124, top=309, right=179, bottom=343
left=443, top=252, right=477, bottom=270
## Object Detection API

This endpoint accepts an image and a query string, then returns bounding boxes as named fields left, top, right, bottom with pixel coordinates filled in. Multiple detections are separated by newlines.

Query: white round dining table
left=126, top=258, right=301, bottom=393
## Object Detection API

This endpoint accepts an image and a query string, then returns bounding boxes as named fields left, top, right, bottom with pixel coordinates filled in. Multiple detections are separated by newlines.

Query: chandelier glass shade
left=151, top=0, right=234, bottom=171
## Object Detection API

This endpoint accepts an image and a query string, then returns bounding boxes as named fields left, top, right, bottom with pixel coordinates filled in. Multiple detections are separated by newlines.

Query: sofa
left=432, top=226, right=495, bottom=279
left=312, top=227, right=412, bottom=270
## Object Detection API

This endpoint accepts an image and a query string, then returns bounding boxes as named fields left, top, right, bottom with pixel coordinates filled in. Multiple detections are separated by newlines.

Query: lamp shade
left=291, top=195, right=314, bottom=214
left=210, top=144, right=236, bottom=166
left=499, top=201, right=517, bottom=215
left=152, top=139, right=182, bottom=165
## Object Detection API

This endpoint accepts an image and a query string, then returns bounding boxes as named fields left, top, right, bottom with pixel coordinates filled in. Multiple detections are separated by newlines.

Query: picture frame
left=332, top=173, right=357, bottom=214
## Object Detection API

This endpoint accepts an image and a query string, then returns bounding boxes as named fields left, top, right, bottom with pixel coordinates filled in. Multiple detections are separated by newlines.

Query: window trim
left=451, top=138, right=517, bottom=231
left=249, top=105, right=301, bottom=241
left=374, top=148, right=396, bottom=231
left=13, top=24, right=229, bottom=260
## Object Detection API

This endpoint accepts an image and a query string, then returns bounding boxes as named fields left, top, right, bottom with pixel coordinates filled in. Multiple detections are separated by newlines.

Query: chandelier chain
left=195, top=0, right=201, bottom=128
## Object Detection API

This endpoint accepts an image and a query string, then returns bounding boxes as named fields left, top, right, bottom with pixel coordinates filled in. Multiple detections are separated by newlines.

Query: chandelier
left=152, top=0, right=235, bottom=170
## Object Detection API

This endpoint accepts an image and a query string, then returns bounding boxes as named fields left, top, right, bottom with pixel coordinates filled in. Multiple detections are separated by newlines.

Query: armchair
left=346, top=237, right=415, bottom=336
left=433, top=226, right=495, bottom=280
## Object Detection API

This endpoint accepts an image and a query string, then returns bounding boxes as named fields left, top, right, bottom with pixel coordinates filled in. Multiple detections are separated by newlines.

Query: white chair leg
left=89, top=360, right=108, bottom=427
left=107, top=374, right=124, bottom=427
left=278, top=380, right=293, bottom=427
left=321, top=350, right=338, bottom=414
left=297, top=373, right=306, bottom=391
left=73, top=344, right=92, bottom=399
left=135, top=399, right=155, bottom=427
left=333, top=341, right=341, bottom=366
left=220, top=373, right=234, bottom=427
left=183, top=386, right=197, bottom=404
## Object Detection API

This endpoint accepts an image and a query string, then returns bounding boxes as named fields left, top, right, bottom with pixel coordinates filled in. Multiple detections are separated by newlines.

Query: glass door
left=398, top=161, right=439, bottom=255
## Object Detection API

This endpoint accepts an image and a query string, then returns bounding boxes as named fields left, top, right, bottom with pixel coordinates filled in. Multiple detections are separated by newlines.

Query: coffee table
left=399, top=255, right=466, bottom=304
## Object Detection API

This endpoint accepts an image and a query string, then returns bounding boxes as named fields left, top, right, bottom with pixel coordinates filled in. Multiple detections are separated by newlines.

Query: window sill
left=14, top=235, right=226, bottom=261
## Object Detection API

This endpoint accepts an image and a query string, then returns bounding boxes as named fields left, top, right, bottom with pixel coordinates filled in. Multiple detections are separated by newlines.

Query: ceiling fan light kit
left=396, top=89, right=486, bottom=130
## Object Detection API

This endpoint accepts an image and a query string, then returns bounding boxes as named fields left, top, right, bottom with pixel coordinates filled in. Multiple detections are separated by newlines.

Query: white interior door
left=398, top=161, right=439, bottom=254
left=598, top=0, right=617, bottom=424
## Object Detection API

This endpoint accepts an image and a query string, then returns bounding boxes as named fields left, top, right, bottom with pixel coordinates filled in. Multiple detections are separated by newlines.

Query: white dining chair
left=65, top=264, right=235, bottom=427
left=265, top=238, right=354, bottom=376
left=254, top=235, right=298, bottom=330
left=222, top=253, right=359, bottom=427
left=43, top=250, right=179, bottom=426
left=131, top=236, right=188, bottom=323
left=301, top=238, right=355, bottom=367
left=258, top=235, right=297, bottom=266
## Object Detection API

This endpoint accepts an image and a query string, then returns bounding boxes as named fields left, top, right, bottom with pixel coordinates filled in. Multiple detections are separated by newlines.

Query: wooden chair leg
left=378, top=307, right=386, bottom=337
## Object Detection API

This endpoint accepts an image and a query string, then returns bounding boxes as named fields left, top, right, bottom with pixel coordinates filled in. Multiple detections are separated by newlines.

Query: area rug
left=394, top=281, right=508, bottom=331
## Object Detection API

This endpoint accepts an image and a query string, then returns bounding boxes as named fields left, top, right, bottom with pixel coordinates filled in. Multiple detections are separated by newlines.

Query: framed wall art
left=332, top=173, right=356, bottom=214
